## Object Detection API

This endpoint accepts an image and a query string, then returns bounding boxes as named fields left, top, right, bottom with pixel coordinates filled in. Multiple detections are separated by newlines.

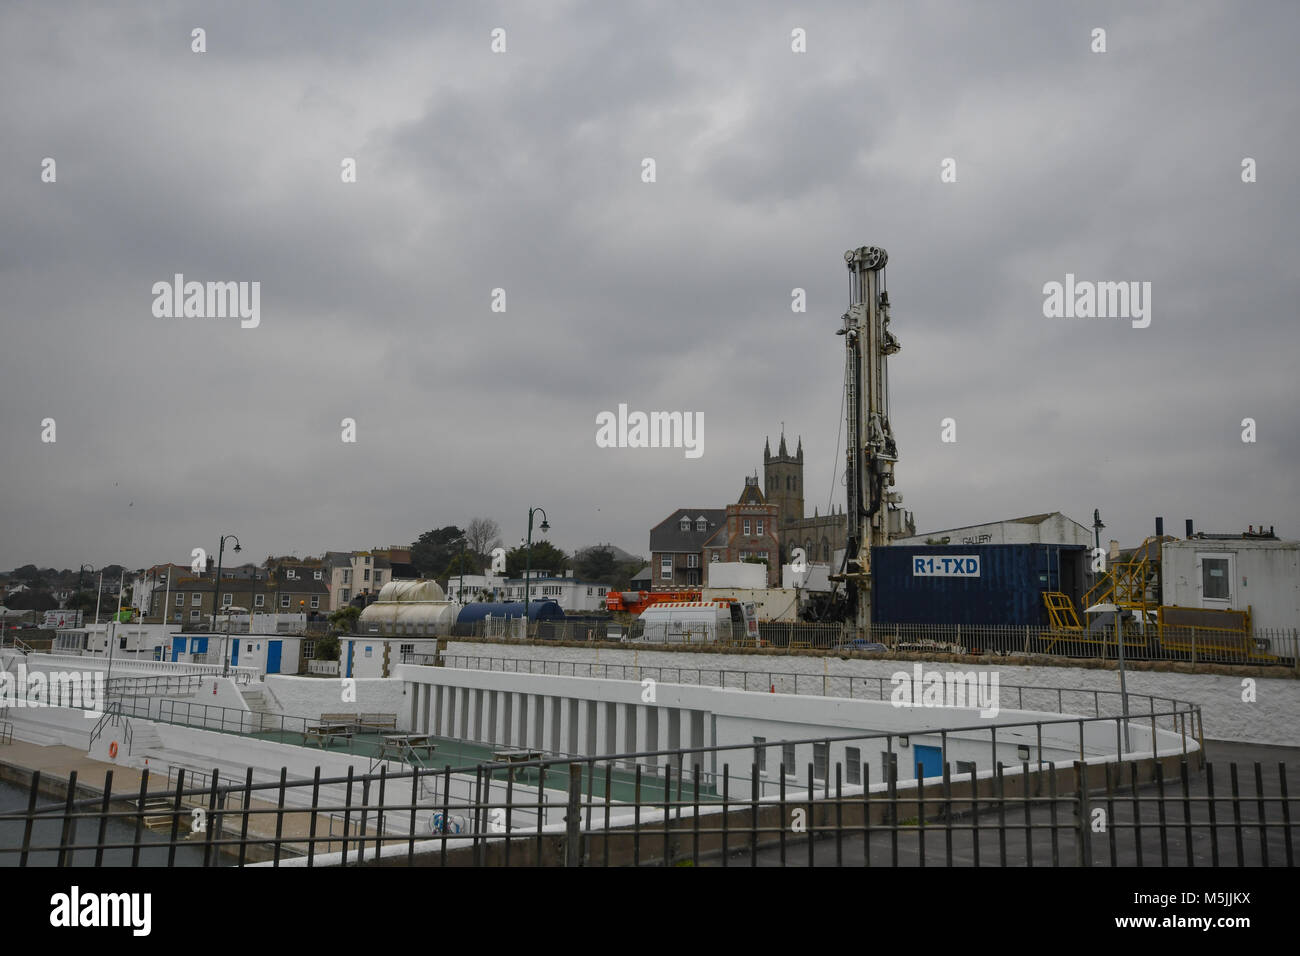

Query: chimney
left=1108, top=539, right=1121, bottom=561
left=1155, top=517, right=1164, bottom=537
left=206, top=556, right=215, bottom=575
left=1185, top=519, right=1194, bottom=539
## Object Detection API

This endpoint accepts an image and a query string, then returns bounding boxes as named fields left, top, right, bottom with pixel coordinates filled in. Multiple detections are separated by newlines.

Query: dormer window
left=695, top=517, right=708, bottom=532
left=679, top=517, right=691, bottom=532
left=313, top=570, right=322, bottom=580
left=286, top=569, right=296, bottom=579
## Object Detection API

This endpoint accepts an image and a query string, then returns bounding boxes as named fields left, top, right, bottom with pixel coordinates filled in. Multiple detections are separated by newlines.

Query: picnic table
left=492, top=749, right=544, bottom=764
left=379, top=734, right=438, bottom=762
left=303, top=721, right=355, bottom=749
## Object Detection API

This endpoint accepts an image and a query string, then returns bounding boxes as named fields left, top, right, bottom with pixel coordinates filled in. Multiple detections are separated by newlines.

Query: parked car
left=833, top=639, right=888, bottom=652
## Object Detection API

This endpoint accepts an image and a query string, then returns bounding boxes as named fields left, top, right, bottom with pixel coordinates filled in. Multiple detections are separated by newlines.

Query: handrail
left=427, top=653, right=1199, bottom=720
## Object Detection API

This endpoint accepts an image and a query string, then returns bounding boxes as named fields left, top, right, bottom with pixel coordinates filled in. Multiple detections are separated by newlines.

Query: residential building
left=649, top=509, right=725, bottom=589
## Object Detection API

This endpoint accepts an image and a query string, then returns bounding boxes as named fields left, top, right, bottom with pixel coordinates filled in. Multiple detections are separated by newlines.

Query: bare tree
left=465, top=517, right=502, bottom=562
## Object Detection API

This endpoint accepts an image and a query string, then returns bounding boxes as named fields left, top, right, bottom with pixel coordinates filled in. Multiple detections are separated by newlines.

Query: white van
left=636, top=601, right=759, bottom=645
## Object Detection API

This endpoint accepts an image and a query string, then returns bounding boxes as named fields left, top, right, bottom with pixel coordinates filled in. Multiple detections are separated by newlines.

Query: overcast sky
left=1, top=0, right=1296, bottom=572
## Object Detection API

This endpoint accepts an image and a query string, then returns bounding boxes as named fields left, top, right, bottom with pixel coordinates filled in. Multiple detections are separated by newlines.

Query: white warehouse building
left=892, top=512, right=1094, bottom=549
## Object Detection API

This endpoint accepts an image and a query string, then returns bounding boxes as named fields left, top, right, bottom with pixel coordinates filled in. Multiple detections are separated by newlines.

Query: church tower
left=762, top=432, right=804, bottom=534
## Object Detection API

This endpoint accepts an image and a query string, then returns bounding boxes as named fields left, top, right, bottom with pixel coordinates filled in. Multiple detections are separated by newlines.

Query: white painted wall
left=1163, top=539, right=1300, bottom=632
left=398, top=664, right=1185, bottom=790
left=706, top=562, right=766, bottom=588
left=442, top=641, right=1298, bottom=747
left=263, top=674, right=406, bottom=722
left=702, top=587, right=801, bottom=622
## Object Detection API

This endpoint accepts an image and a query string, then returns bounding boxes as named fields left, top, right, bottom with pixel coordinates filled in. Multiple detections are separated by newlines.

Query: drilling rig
left=833, top=245, right=906, bottom=632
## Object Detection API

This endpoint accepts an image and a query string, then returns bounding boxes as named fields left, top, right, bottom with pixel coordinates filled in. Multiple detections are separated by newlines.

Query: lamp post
left=523, top=507, right=550, bottom=637
left=455, top=535, right=469, bottom=604
left=1087, top=601, right=1130, bottom=754
left=213, top=534, right=242, bottom=677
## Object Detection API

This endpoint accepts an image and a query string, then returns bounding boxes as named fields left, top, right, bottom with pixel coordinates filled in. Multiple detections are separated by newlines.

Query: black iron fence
left=6, top=704, right=1278, bottom=868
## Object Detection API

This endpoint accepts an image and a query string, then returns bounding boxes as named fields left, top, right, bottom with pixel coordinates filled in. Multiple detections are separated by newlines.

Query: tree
left=65, top=590, right=98, bottom=612
left=411, top=526, right=465, bottom=577
left=328, top=605, right=360, bottom=635
left=5, top=590, right=57, bottom=612
left=505, top=542, right=569, bottom=579
left=442, top=552, right=480, bottom=581
left=465, top=517, right=502, bottom=563
left=575, top=546, right=618, bottom=584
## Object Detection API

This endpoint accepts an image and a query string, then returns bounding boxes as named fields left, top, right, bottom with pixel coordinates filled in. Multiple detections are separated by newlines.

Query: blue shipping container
left=870, top=543, right=1087, bottom=626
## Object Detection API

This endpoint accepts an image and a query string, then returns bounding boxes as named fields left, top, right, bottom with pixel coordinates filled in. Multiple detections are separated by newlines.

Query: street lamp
left=523, top=507, right=550, bottom=637
left=1086, top=601, right=1130, bottom=754
left=213, top=533, right=241, bottom=676
left=454, top=535, right=469, bottom=604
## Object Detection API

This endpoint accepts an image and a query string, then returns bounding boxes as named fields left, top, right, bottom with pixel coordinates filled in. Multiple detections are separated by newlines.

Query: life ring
left=108, top=741, right=118, bottom=758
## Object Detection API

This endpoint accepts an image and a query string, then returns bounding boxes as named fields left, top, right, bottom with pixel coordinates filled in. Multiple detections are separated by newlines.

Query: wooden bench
left=356, top=713, right=398, bottom=732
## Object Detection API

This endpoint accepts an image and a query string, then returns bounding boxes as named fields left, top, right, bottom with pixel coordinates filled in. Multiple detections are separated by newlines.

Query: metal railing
left=446, top=620, right=1300, bottom=669
left=24, top=653, right=260, bottom=684
left=9, top=702, right=1294, bottom=869
left=0, top=719, right=12, bottom=745
left=425, top=653, right=1197, bottom=726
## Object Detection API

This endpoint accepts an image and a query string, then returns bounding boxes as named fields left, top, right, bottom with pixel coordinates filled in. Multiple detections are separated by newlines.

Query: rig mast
left=837, top=245, right=902, bottom=632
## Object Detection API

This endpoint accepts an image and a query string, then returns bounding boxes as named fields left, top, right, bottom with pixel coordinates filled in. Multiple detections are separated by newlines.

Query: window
left=310, top=596, right=319, bottom=609
left=846, top=747, right=861, bottom=785
left=813, top=743, right=828, bottom=781
left=756, top=520, right=764, bottom=535
left=710, top=553, right=719, bottom=562
left=679, top=517, right=691, bottom=531
left=286, top=569, right=296, bottom=579
left=743, top=519, right=751, bottom=536
left=191, top=593, right=201, bottom=606
left=254, top=594, right=264, bottom=607
left=364, top=556, right=371, bottom=565
left=364, top=645, right=373, bottom=658
left=364, top=568, right=370, bottom=581
left=303, top=641, right=315, bottom=659
left=400, top=643, right=413, bottom=657
left=783, top=743, right=796, bottom=777
left=660, top=557, right=673, bottom=580
left=1201, top=556, right=1231, bottom=601
left=176, top=593, right=184, bottom=607
left=955, top=760, right=977, bottom=776
left=695, top=518, right=707, bottom=532
left=341, top=588, right=350, bottom=602
left=281, top=596, right=290, bottom=608
left=587, top=587, right=593, bottom=596
left=189, top=610, right=199, bottom=621
left=754, top=737, right=767, bottom=773
left=313, top=570, right=322, bottom=580
left=222, top=593, right=232, bottom=607
left=342, top=570, right=351, bottom=584
left=687, top=554, right=698, bottom=568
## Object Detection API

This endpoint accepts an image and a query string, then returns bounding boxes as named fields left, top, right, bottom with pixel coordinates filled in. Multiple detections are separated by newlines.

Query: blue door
left=346, top=641, right=354, bottom=678
left=172, top=636, right=186, bottom=661
left=230, top=639, right=240, bottom=666
left=266, top=641, right=282, bottom=675
left=913, top=745, right=943, bottom=780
